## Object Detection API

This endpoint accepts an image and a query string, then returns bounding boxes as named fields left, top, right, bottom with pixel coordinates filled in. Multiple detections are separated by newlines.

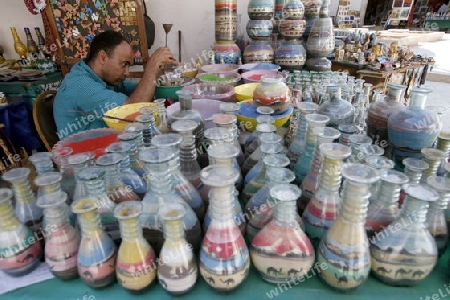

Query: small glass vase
left=52, top=147, right=76, bottom=203
left=114, top=201, right=156, bottom=292
left=68, top=153, right=91, bottom=204
left=426, top=176, right=450, bottom=255
left=118, top=132, right=146, bottom=177
left=316, top=85, right=355, bottom=129
left=136, top=106, right=161, bottom=147
left=399, top=157, right=429, bottom=207
left=0, top=188, right=42, bottom=276
left=212, top=113, right=245, bottom=166
left=71, top=197, right=117, bottom=288
left=370, top=183, right=439, bottom=286
left=199, top=165, right=250, bottom=292
left=251, top=183, right=315, bottom=283
left=158, top=203, right=198, bottom=295
left=37, top=191, right=80, bottom=280
left=2, top=168, right=43, bottom=234
left=318, top=164, right=379, bottom=291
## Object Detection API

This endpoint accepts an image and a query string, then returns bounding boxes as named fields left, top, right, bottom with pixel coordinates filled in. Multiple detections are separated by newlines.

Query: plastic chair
left=32, top=90, right=59, bottom=151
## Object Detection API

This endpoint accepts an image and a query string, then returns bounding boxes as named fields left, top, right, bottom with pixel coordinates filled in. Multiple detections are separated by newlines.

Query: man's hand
left=145, top=47, right=179, bottom=78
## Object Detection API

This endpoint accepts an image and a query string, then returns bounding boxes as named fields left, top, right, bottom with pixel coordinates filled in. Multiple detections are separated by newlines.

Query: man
left=54, top=30, right=177, bottom=139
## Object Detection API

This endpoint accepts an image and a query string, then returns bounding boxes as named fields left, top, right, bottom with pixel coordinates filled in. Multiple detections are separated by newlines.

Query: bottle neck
left=399, top=197, right=428, bottom=227
left=437, top=137, right=450, bottom=156
left=209, top=185, right=235, bottom=220
left=33, top=160, right=54, bottom=175
left=0, top=200, right=21, bottom=230
left=103, top=163, right=123, bottom=189
left=376, top=182, right=401, bottom=207
left=44, top=204, right=70, bottom=229
left=339, top=180, right=370, bottom=224
left=274, top=199, right=298, bottom=225
left=163, top=218, right=185, bottom=242
left=84, top=178, right=114, bottom=206
left=318, top=156, right=344, bottom=192
left=422, top=160, right=441, bottom=182
left=179, top=135, right=197, bottom=162
left=404, top=168, right=423, bottom=184
left=119, top=216, right=142, bottom=241
left=10, top=178, right=35, bottom=204
left=179, top=97, right=193, bottom=111
left=146, top=165, right=172, bottom=197
left=141, top=116, right=160, bottom=147
left=37, top=181, right=61, bottom=195
left=71, top=162, right=88, bottom=178
left=78, top=210, right=103, bottom=237
left=408, top=93, right=428, bottom=110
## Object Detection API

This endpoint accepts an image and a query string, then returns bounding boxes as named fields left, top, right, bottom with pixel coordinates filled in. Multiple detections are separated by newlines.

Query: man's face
left=102, top=41, right=134, bottom=86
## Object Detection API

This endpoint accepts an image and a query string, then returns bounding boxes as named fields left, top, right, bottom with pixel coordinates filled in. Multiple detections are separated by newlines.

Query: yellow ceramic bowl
left=103, top=102, right=158, bottom=130
left=234, top=83, right=260, bottom=102
left=236, top=100, right=292, bottom=132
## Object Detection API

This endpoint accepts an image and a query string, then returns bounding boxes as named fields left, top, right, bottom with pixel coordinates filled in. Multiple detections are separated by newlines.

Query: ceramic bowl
left=166, top=99, right=222, bottom=129
left=154, top=76, right=195, bottom=101
left=102, top=102, right=158, bottom=130
left=196, top=72, right=241, bottom=86
left=241, top=70, right=289, bottom=84
left=200, top=64, right=240, bottom=74
left=236, top=100, right=292, bottom=132
left=239, top=63, right=280, bottom=72
left=234, top=83, right=260, bottom=101
left=181, top=83, right=235, bottom=102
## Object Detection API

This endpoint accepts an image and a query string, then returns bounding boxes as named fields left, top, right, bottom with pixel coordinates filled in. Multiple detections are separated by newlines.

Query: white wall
left=0, top=1, right=44, bottom=59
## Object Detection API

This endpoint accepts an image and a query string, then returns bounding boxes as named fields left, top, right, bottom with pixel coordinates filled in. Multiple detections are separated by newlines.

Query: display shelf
left=4, top=257, right=449, bottom=300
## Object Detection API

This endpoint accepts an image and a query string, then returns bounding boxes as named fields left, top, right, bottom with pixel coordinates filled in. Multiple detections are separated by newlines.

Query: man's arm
left=123, top=47, right=178, bottom=104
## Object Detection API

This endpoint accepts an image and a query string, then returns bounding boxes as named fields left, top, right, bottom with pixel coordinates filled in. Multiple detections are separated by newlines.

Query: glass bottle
left=29, top=152, right=54, bottom=175
left=437, top=131, right=450, bottom=176
left=212, top=113, right=245, bottom=166
left=287, top=102, right=319, bottom=168
left=245, top=166, right=299, bottom=242
left=37, top=191, right=80, bottom=280
left=251, top=183, right=315, bottom=283
left=138, top=148, right=201, bottom=255
left=169, top=90, right=205, bottom=148
left=242, top=146, right=288, bottom=205
left=317, top=85, right=355, bottom=129
left=365, top=155, right=395, bottom=203
left=96, top=153, right=140, bottom=203
left=245, top=132, right=283, bottom=184
left=399, top=157, right=429, bottom=207
left=24, top=27, right=38, bottom=54
left=318, top=164, right=379, bottom=291
left=347, top=134, right=373, bottom=163
left=244, top=106, right=275, bottom=151
left=76, top=167, right=119, bottom=244
left=199, top=165, right=250, bottom=291
left=154, top=98, right=170, bottom=134
left=171, top=120, right=203, bottom=189
left=124, top=123, right=144, bottom=150
left=293, top=113, right=330, bottom=183
left=365, top=169, right=409, bottom=239
left=106, top=142, right=147, bottom=198
left=118, top=132, right=145, bottom=177
left=52, top=147, right=76, bottom=204
left=421, top=147, right=447, bottom=182
left=367, top=83, right=406, bottom=146
left=71, top=197, right=117, bottom=288
left=114, top=201, right=156, bottom=292
left=242, top=124, right=278, bottom=176
left=151, top=133, right=205, bottom=222
left=68, top=153, right=90, bottom=204
left=2, top=168, right=43, bottom=234
left=388, top=87, right=442, bottom=152
left=300, top=126, right=341, bottom=211
left=426, top=176, right=450, bottom=255
left=338, top=123, right=358, bottom=147
left=0, top=188, right=41, bottom=276
left=135, top=107, right=161, bottom=147
left=302, top=143, right=351, bottom=244
left=370, top=183, right=439, bottom=286
left=158, top=203, right=198, bottom=295
left=34, top=27, right=46, bottom=55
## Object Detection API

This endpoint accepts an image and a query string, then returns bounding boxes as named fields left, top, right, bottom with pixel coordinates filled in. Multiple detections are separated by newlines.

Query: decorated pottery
left=278, top=19, right=307, bottom=39
left=246, top=20, right=274, bottom=40
left=274, top=39, right=306, bottom=70
left=243, top=40, right=274, bottom=64
left=253, top=74, right=291, bottom=114
left=248, top=0, right=275, bottom=20
left=212, top=41, right=241, bottom=64
left=215, top=0, right=238, bottom=41
left=282, top=0, right=305, bottom=19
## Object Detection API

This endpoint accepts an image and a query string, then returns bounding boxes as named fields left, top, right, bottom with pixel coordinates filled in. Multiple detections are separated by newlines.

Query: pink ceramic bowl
left=182, top=83, right=236, bottom=102
left=241, top=70, right=289, bottom=84
left=200, top=64, right=240, bottom=74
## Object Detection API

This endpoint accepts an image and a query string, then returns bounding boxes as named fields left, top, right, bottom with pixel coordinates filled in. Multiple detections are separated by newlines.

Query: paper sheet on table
left=0, top=263, right=55, bottom=295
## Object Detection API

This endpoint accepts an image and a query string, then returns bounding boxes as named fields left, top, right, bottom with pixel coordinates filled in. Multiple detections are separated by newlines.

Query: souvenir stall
left=0, top=0, right=450, bottom=299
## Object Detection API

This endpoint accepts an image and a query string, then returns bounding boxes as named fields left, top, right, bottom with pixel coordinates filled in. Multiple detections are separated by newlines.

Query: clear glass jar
left=114, top=201, right=156, bottom=292
left=317, top=85, right=355, bottom=128
left=318, top=164, right=379, bottom=291
left=71, top=197, right=117, bottom=288
left=251, top=183, right=314, bottom=283
left=365, top=155, right=395, bottom=203
left=0, top=188, right=42, bottom=276
left=96, top=153, right=140, bottom=203
left=370, top=184, right=439, bottom=286
left=37, top=191, right=80, bottom=279
left=169, top=90, right=205, bottom=148
left=158, top=203, right=197, bottom=295
left=253, top=74, right=291, bottom=115
left=367, top=83, right=406, bottom=146
left=199, top=165, right=250, bottom=292
left=138, top=148, right=201, bottom=255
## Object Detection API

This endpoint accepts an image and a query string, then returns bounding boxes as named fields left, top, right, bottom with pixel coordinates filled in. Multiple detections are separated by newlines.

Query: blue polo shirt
left=53, top=60, right=138, bottom=139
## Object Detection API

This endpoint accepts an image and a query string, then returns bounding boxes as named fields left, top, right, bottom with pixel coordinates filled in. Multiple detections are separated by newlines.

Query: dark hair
left=85, top=30, right=128, bottom=64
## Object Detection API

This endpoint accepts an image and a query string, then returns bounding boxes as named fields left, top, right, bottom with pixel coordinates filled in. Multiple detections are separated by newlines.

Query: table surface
left=0, top=71, right=63, bottom=88
left=4, top=254, right=450, bottom=300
